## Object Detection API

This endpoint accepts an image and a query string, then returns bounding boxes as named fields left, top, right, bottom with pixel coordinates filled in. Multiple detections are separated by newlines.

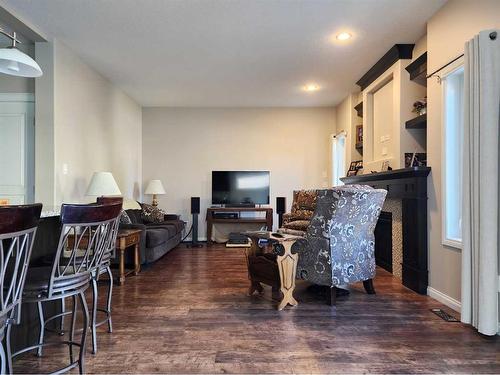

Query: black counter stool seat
left=9, top=202, right=122, bottom=375
left=0, top=204, right=42, bottom=374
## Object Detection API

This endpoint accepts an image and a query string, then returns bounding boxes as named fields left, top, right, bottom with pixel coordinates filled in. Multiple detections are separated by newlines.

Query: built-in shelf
left=405, top=52, right=427, bottom=87
left=405, top=114, right=426, bottom=129
left=354, top=102, right=363, bottom=118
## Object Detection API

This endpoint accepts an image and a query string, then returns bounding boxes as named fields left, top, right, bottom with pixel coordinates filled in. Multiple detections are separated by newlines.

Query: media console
left=206, top=207, right=273, bottom=246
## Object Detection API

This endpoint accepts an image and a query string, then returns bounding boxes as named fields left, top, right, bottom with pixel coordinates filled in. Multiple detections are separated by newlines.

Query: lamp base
left=152, top=194, right=158, bottom=206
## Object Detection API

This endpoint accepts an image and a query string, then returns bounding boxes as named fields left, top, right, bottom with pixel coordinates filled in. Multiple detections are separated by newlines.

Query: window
left=442, top=65, right=464, bottom=248
left=331, top=132, right=346, bottom=187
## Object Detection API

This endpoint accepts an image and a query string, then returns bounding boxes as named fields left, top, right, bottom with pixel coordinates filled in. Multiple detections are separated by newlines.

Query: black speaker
left=276, top=197, right=286, bottom=214
left=191, top=197, right=200, bottom=214
left=276, top=197, right=286, bottom=228
left=187, top=197, right=202, bottom=248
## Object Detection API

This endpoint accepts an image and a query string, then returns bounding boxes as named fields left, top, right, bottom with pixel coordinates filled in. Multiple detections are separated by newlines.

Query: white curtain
left=332, top=132, right=346, bottom=187
left=461, top=30, right=500, bottom=336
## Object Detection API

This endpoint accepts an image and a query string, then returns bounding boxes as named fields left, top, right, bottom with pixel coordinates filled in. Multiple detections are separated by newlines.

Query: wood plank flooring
left=13, top=244, right=500, bottom=374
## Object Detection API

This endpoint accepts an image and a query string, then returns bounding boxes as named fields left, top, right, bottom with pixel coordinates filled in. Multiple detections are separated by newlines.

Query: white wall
left=372, top=80, right=394, bottom=161
left=142, top=107, right=335, bottom=239
left=426, top=0, right=500, bottom=304
left=35, top=40, right=143, bottom=205
left=335, top=93, right=362, bottom=174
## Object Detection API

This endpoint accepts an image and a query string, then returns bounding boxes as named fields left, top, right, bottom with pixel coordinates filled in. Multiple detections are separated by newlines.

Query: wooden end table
left=115, top=228, right=142, bottom=285
left=243, top=231, right=302, bottom=310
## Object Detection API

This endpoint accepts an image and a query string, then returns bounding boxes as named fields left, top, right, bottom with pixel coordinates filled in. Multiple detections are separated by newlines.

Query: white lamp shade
left=86, top=172, right=121, bottom=196
left=0, top=47, right=43, bottom=78
left=144, top=180, right=166, bottom=195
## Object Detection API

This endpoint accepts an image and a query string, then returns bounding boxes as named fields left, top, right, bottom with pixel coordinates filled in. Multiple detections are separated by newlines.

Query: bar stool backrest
left=48, top=203, right=122, bottom=298
left=96, top=197, right=122, bottom=265
left=0, top=204, right=42, bottom=322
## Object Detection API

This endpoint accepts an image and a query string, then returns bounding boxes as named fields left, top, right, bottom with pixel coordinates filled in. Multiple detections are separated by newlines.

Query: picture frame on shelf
left=381, top=160, right=390, bottom=171
left=346, top=160, right=363, bottom=176
left=405, top=152, right=427, bottom=167
left=355, top=125, right=363, bottom=149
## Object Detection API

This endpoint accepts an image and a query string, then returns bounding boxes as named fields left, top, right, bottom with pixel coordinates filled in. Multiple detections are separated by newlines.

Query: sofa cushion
left=125, top=209, right=143, bottom=224
left=162, top=220, right=184, bottom=233
left=146, top=228, right=169, bottom=248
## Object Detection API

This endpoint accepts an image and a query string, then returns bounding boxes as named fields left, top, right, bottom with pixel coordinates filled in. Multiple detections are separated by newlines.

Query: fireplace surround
left=341, top=166, right=431, bottom=294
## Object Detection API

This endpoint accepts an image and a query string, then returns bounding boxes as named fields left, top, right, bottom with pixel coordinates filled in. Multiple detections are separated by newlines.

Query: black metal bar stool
left=91, top=196, right=122, bottom=354
left=35, top=198, right=122, bottom=356
left=9, top=202, right=122, bottom=374
left=0, top=204, right=42, bottom=374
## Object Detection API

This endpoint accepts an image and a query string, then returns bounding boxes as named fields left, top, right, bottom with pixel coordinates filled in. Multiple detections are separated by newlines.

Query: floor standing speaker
left=187, top=197, right=203, bottom=248
left=276, top=197, right=286, bottom=228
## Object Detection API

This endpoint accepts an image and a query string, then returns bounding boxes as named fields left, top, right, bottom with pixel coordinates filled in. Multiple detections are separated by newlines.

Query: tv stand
left=206, top=207, right=273, bottom=246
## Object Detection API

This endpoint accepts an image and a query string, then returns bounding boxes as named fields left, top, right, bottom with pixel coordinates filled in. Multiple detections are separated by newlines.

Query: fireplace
left=375, top=211, right=392, bottom=273
left=341, top=167, right=431, bottom=294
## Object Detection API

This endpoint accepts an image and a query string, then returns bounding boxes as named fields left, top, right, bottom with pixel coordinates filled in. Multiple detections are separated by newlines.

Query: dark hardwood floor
left=13, top=244, right=500, bottom=374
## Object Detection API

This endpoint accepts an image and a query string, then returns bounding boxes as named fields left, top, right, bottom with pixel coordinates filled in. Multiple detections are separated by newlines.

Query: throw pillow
left=120, top=210, right=132, bottom=224
left=141, top=203, right=165, bottom=223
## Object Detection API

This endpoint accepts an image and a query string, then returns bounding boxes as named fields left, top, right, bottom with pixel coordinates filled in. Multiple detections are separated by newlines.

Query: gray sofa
left=120, top=208, right=185, bottom=264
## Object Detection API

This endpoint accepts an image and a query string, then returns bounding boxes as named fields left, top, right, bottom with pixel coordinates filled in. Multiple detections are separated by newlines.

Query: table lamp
left=86, top=172, right=122, bottom=197
left=144, top=179, right=165, bottom=206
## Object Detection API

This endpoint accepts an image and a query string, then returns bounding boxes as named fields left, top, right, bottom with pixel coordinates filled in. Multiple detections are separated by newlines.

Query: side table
left=115, top=228, right=142, bottom=285
left=243, top=231, right=302, bottom=310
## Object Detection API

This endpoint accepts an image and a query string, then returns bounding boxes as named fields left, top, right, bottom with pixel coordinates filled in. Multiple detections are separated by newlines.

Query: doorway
left=0, top=93, right=35, bottom=204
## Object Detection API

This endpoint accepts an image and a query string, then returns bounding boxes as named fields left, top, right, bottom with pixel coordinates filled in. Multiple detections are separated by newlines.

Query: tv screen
left=212, top=171, right=270, bottom=205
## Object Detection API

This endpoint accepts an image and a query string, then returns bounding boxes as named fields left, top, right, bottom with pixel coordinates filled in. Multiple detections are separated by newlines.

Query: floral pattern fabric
left=295, top=186, right=387, bottom=287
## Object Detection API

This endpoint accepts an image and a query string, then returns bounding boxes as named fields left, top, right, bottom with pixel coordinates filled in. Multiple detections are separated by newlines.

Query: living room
left=0, top=0, right=498, bottom=374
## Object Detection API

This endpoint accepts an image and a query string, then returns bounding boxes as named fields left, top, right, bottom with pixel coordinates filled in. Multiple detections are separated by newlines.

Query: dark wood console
left=206, top=207, right=273, bottom=246
left=341, top=167, right=431, bottom=294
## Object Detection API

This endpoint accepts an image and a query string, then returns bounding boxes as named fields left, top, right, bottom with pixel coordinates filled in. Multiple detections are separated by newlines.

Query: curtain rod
left=426, top=31, right=497, bottom=80
left=426, top=54, right=464, bottom=80
left=333, top=130, right=347, bottom=138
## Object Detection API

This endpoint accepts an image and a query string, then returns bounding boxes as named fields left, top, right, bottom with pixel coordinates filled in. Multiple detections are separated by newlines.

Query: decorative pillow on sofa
left=120, top=210, right=132, bottom=224
left=283, top=219, right=310, bottom=231
left=141, top=203, right=166, bottom=223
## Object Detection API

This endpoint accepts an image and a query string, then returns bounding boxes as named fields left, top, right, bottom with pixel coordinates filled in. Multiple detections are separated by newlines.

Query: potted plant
left=412, top=97, right=427, bottom=115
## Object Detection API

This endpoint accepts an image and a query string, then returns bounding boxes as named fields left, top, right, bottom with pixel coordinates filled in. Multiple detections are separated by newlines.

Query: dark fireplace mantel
left=341, top=167, right=431, bottom=294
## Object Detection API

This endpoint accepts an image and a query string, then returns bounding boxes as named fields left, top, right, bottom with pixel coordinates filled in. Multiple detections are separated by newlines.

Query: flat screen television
left=212, top=171, right=270, bottom=206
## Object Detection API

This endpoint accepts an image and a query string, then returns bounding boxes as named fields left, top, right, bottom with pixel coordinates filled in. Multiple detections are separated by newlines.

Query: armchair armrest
left=282, top=213, right=294, bottom=225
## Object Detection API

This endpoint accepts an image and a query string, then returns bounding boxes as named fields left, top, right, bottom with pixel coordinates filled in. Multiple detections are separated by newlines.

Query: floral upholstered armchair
left=293, top=186, right=387, bottom=305
left=280, top=190, right=317, bottom=235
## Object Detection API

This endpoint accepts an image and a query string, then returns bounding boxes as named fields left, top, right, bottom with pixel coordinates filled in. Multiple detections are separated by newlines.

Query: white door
left=0, top=94, right=35, bottom=204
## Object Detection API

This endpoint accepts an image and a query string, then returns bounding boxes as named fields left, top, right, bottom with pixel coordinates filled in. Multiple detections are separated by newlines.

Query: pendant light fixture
left=0, top=29, right=42, bottom=77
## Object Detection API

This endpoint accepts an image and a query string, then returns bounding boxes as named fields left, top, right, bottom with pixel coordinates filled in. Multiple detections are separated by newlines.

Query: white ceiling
left=1, top=0, right=446, bottom=107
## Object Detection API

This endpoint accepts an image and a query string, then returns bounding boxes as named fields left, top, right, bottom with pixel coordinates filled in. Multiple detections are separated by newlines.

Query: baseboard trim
left=427, top=287, right=461, bottom=312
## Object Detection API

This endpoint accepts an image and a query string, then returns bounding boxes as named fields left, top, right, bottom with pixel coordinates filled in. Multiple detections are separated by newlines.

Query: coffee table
left=243, top=231, right=302, bottom=310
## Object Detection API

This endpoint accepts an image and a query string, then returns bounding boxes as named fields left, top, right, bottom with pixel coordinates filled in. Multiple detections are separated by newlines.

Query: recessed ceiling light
left=336, top=32, right=352, bottom=41
left=303, top=83, right=320, bottom=92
